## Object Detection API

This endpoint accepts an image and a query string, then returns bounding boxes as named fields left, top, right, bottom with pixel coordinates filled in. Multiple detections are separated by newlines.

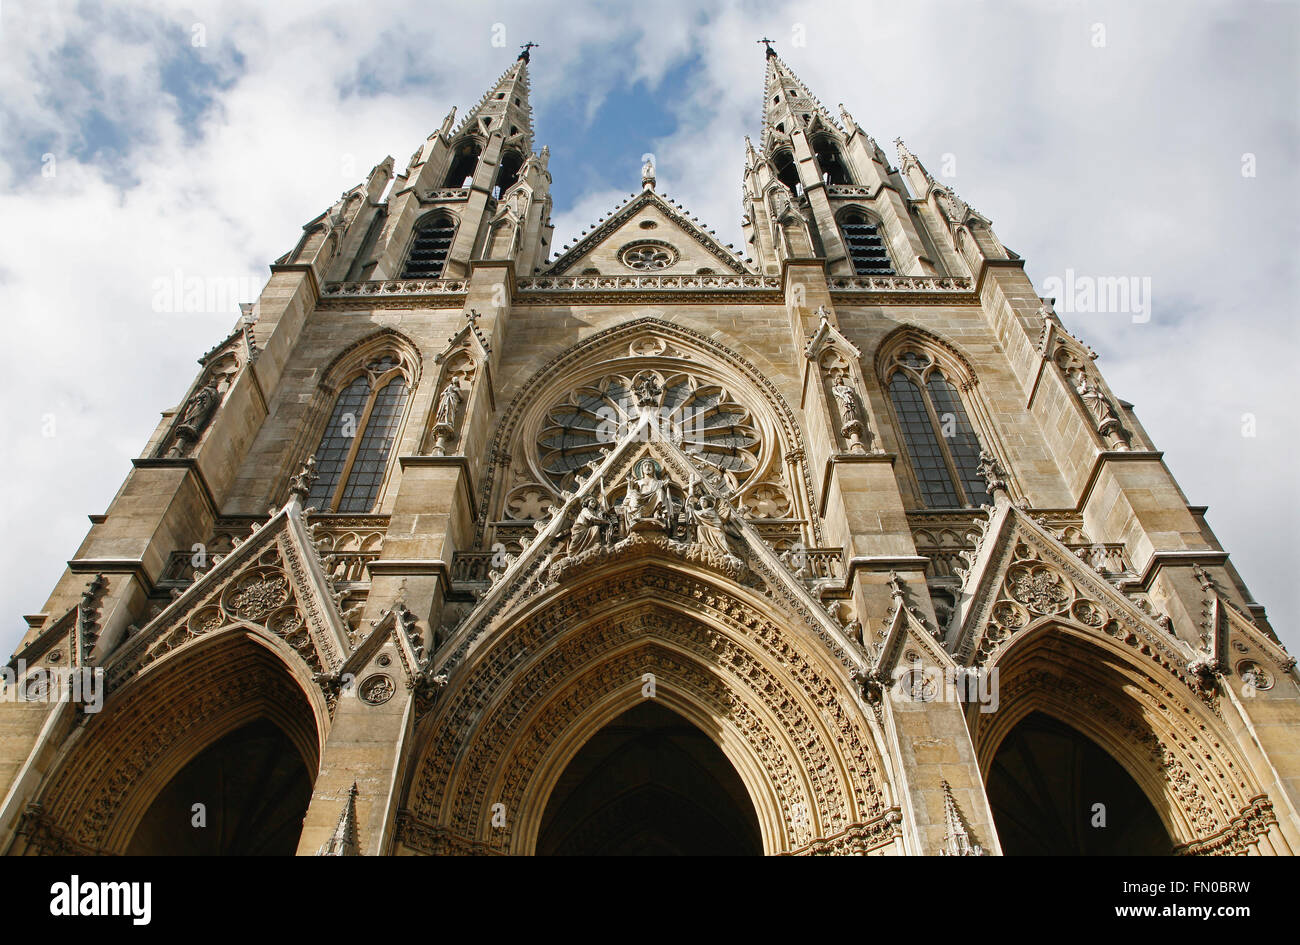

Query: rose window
left=536, top=372, right=760, bottom=491
left=621, top=242, right=676, bottom=270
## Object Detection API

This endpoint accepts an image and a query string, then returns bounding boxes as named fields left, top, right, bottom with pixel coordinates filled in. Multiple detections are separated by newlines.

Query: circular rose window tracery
left=620, top=241, right=677, bottom=271
left=536, top=371, right=760, bottom=492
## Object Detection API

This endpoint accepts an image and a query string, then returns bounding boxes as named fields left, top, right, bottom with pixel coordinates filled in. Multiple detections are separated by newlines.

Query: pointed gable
left=544, top=190, right=748, bottom=275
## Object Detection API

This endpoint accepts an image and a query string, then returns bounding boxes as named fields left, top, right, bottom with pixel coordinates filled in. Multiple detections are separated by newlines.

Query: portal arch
left=398, top=556, right=899, bottom=855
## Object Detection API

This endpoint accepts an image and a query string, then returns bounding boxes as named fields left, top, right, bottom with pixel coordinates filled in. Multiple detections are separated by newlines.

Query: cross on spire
left=757, top=37, right=776, bottom=56
left=518, top=41, right=539, bottom=62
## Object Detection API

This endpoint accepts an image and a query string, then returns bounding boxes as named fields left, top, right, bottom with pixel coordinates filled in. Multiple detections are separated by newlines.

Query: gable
left=546, top=191, right=746, bottom=276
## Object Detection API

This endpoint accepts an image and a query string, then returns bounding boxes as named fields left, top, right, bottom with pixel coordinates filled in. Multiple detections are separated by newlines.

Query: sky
left=0, top=0, right=1296, bottom=659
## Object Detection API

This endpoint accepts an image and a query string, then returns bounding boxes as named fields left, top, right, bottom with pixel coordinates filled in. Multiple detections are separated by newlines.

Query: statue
left=430, top=381, right=464, bottom=456
left=830, top=376, right=870, bottom=453
left=687, top=493, right=740, bottom=559
left=831, top=378, right=859, bottom=425
left=166, top=378, right=221, bottom=457
left=641, top=156, right=656, bottom=189
left=568, top=495, right=609, bottom=557
left=1073, top=372, right=1131, bottom=450
left=621, top=458, right=673, bottom=529
left=435, top=381, right=462, bottom=428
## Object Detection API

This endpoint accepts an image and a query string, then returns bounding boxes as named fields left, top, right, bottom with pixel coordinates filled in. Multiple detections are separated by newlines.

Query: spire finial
left=758, top=37, right=776, bottom=57
left=519, top=41, right=539, bottom=62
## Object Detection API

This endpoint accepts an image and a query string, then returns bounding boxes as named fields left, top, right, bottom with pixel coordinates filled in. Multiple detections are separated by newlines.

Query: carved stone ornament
left=359, top=673, right=396, bottom=705
left=165, top=378, right=222, bottom=457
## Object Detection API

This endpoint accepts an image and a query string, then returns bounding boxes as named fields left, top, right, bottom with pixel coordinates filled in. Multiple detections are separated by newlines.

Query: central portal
left=537, top=701, right=763, bottom=855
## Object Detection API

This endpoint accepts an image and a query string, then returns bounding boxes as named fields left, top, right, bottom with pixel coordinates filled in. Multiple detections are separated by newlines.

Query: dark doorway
left=537, top=702, right=763, bottom=855
left=986, top=711, right=1173, bottom=855
left=126, top=718, right=313, bottom=855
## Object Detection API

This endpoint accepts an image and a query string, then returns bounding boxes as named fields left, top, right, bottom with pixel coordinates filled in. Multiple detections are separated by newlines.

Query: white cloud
left=0, top=0, right=1295, bottom=659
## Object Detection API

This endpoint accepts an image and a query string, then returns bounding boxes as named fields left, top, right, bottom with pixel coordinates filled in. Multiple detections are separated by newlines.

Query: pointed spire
left=452, top=55, right=534, bottom=152
left=439, top=106, right=457, bottom=138
left=760, top=49, right=840, bottom=149
left=317, top=782, right=360, bottom=856
left=894, top=137, right=932, bottom=184
left=940, top=780, right=985, bottom=856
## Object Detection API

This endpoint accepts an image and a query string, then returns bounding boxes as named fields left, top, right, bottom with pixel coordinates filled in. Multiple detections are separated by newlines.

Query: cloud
left=0, top=0, right=1295, bottom=661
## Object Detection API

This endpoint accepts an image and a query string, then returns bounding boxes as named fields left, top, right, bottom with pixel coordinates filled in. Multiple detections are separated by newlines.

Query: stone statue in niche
left=430, top=381, right=464, bottom=456
left=829, top=376, right=871, bottom=454
left=1071, top=370, right=1131, bottom=450
left=165, top=378, right=222, bottom=457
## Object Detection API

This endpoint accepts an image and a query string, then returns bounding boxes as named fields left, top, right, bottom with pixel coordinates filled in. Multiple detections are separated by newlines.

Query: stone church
left=2, top=45, right=1296, bottom=856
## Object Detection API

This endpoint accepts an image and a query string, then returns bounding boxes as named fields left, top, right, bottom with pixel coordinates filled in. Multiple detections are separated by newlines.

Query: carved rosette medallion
left=359, top=674, right=396, bottom=705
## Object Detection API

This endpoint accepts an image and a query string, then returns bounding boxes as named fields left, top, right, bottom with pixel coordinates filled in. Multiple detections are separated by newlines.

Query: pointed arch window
left=495, top=150, right=525, bottom=195
left=400, top=214, right=456, bottom=279
left=773, top=149, right=801, bottom=196
left=886, top=351, right=986, bottom=507
left=812, top=135, right=852, bottom=185
left=307, top=357, right=410, bottom=512
left=840, top=211, right=894, bottom=275
left=443, top=140, right=482, bottom=188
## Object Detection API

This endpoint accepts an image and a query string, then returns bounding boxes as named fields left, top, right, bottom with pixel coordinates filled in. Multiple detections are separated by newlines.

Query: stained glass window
left=886, top=351, right=989, bottom=507
left=306, top=358, right=409, bottom=512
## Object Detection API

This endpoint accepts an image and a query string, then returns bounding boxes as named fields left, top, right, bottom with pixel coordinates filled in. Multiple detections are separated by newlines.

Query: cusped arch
left=480, top=317, right=821, bottom=541
left=399, top=558, right=898, bottom=855
left=319, top=326, right=422, bottom=392
left=974, top=621, right=1282, bottom=853
left=874, top=323, right=978, bottom=389
left=13, top=629, right=324, bottom=855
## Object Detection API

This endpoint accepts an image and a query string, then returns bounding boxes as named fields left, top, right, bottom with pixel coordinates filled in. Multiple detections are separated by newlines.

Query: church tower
left=1, top=46, right=1296, bottom=857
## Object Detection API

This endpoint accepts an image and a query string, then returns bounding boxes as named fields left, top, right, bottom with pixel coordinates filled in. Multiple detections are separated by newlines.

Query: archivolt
left=399, top=558, right=896, bottom=855
left=973, top=622, right=1280, bottom=853
left=13, top=629, right=323, bottom=855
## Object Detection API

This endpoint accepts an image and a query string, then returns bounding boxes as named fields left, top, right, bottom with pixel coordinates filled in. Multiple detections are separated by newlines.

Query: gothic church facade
left=2, top=48, right=1297, bottom=855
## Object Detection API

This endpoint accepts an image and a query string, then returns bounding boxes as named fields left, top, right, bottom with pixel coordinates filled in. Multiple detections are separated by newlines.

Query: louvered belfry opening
left=840, top=211, right=895, bottom=275
left=400, top=216, right=456, bottom=279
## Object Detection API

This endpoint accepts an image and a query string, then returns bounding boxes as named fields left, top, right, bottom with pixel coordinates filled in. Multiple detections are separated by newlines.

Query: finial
left=519, top=41, right=539, bottom=62
left=288, top=455, right=318, bottom=503
left=758, top=37, right=776, bottom=57
left=940, top=781, right=985, bottom=856
left=977, top=449, right=1009, bottom=501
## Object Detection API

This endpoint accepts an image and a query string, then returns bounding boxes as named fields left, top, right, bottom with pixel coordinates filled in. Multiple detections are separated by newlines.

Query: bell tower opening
left=536, top=702, right=762, bottom=856
left=985, top=711, right=1173, bottom=856
left=125, top=718, right=314, bottom=856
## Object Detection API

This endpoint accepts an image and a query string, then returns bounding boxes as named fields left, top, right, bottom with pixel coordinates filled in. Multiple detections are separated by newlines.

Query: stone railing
left=323, top=280, right=469, bottom=297
left=451, top=552, right=497, bottom=586
left=516, top=274, right=779, bottom=292
left=908, top=510, right=1132, bottom=581
left=418, top=188, right=470, bottom=202
left=159, top=515, right=388, bottom=588
left=826, top=184, right=874, bottom=198
left=828, top=275, right=973, bottom=292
